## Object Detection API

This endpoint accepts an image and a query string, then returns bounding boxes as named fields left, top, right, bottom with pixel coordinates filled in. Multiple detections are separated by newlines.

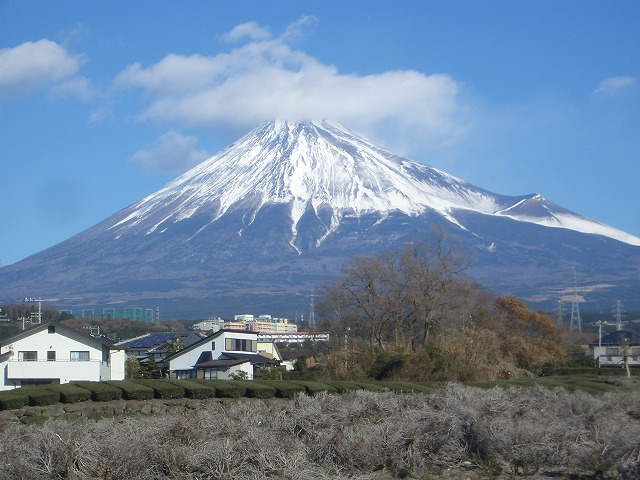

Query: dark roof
left=164, top=329, right=258, bottom=362
left=118, top=332, right=205, bottom=350
left=590, top=329, right=640, bottom=346
left=194, top=359, right=248, bottom=368
left=0, top=322, right=122, bottom=350
left=222, top=352, right=280, bottom=365
left=280, top=351, right=314, bottom=361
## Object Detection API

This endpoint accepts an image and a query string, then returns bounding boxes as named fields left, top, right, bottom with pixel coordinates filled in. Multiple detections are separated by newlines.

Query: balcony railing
left=6, top=359, right=105, bottom=381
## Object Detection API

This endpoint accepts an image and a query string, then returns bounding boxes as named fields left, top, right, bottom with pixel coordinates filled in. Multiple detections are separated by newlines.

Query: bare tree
left=320, top=228, right=469, bottom=354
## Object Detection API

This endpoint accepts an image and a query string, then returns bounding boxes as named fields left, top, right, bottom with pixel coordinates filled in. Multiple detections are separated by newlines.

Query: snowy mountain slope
left=106, top=120, right=640, bottom=249
left=1, top=120, right=639, bottom=318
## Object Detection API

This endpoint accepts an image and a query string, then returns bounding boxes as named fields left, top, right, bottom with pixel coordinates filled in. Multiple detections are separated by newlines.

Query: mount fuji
left=1, top=120, right=639, bottom=318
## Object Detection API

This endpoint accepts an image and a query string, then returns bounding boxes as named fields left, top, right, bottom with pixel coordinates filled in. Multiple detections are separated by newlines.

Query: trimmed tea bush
left=354, top=381, right=390, bottom=392
left=45, top=384, right=91, bottom=404
left=230, top=380, right=276, bottom=399
left=0, top=391, right=29, bottom=410
left=323, top=380, right=363, bottom=393
left=194, top=380, right=245, bottom=398
left=167, top=379, right=217, bottom=399
left=73, top=382, right=123, bottom=402
left=295, top=381, right=338, bottom=395
left=132, top=379, right=185, bottom=399
left=256, top=380, right=307, bottom=398
left=104, top=380, right=154, bottom=401
left=26, top=387, right=60, bottom=406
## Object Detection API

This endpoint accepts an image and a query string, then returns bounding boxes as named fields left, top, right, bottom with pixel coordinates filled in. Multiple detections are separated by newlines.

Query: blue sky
left=1, top=0, right=639, bottom=267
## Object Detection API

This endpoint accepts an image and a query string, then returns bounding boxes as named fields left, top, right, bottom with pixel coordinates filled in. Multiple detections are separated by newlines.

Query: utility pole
left=555, top=299, right=565, bottom=326
left=309, top=291, right=316, bottom=330
left=569, top=268, right=582, bottom=333
left=613, top=300, right=625, bottom=331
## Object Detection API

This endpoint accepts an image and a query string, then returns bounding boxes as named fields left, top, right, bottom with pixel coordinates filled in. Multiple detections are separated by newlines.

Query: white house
left=165, top=329, right=279, bottom=380
left=591, top=329, right=640, bottom=368
left=0, top=323, right=126, bottom=391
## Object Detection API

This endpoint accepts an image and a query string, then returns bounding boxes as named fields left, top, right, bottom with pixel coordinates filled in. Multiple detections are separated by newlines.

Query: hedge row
left=43, top=384, right=91, bottom=404
left=0, top=379, right=443, bottom=411
left=166, top=379, right=217, bottom=399
left=193, top=380, right=245, bottom=398
left=73, top=382, right=123, bottom=402
left=131, top=379, right=184, bottom=399
left=25, top=388, right=60, bottom=406
left=104, top=380, right=154, bottom=401
left=0, top=391, right=29, bottom=410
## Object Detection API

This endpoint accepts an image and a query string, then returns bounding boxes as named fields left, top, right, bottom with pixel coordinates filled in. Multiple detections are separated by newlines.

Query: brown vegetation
left=1, top=385, right=639, bottom=479
left=319, top=234, right=568, bottom=382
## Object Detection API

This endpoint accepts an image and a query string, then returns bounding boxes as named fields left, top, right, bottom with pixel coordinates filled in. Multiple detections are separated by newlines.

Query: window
left=18, top=351, right=37, bottom=361
left=47, top=351, right=56, bottom=361
left=225, top=338, right=256, bottom=352
left=211, top=341, right=215, bottom=351
left=606, top=347, right=621, bottom=356
left=70, top=351, right=90, bottom=361
left=48, top=325, right=55, bottom=334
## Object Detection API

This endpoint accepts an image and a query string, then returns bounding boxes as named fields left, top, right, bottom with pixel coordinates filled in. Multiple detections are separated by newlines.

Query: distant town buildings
left=191, top=314, right=329, bottom=343
left=193, top=314, right=298, bottom=334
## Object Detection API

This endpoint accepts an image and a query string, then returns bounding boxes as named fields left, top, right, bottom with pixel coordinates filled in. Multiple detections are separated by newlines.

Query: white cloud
left=594, top=76, right=636, bottom=96
left=115, top=18, right=470, bottom=156
left=0, top=39, right=82, bottom=99
left=130, top=131, right=209, bottom=173
left=49, top=76, right=95, bottom=102
left=221, top=21, right=272, bottom=43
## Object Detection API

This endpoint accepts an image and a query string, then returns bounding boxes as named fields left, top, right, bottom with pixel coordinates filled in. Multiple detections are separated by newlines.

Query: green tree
left=167, top=335, right=184, bottom=354
left=125, top=356, right=140, bottom=379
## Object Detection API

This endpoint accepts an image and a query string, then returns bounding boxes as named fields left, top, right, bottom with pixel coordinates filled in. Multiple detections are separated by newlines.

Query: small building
left=591, top=329, right=640, bottom=368
left=192, top=318, right=225, bottom=332
left=165, top=330, right=279, bottom=380
left=0, top=322, right=126, bottom=390
left=256, top=331, right=329, bottom=343
left=116, top=331, right=207, bottom=362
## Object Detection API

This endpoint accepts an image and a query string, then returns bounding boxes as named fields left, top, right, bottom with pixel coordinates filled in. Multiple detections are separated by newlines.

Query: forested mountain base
left=1, top=385, right=639, bottom=479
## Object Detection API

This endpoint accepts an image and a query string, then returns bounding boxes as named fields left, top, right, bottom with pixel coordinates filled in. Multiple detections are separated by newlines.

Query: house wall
left=256, top=341, right=282, bottom=361
left=0, top=326, right=124, bottom=390
left=593, top=345, right=640, bottom=367
left=168, top=331, right=258, bottom=373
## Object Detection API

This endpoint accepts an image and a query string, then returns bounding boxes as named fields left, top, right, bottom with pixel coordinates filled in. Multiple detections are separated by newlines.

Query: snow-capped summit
left=109, top=120, right=640, bottom=248
left=2, top=120, right=639, bottom=317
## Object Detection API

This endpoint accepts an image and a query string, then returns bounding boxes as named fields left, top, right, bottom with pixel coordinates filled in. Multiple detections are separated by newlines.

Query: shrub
left=295, top=381, right=338, bottom=396
left=195, top=380, right=245, bottom=398
left=230, top=380, right=276, bottom=399
left=354, top=381, right=390, bottom=392
left=45, top=384, right=91, bottom=404
left=104, top=380, right=154, bottom=401
left=26, top=387, right=60, bottom=406
left=167, top=379, right=217, bottom=399
left=131, top=379, right=185, bottom=399
left=73, top=382, right=123, bottom=402
left=256, top=380, right=307, bottom=398
left=0, top=392, right=29, bottom=410
left=323, top=380, right=363, bottom=393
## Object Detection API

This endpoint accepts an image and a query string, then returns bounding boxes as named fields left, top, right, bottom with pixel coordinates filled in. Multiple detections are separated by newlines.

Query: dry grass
left=1, top=384, right=639, bottom=479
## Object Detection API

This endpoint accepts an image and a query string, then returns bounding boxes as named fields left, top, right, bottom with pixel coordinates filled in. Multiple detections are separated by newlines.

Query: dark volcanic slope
left=1, top=121, right=639, bottom=318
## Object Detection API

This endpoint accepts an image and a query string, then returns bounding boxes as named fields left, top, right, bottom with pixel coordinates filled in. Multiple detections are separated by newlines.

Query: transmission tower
left=308, top=291, right=316, bottom=330
left=569, top=268, right=582, bottom=333
left=613, top=300, right=625, bottom=330
left=555, top=299, right=565, bottom=326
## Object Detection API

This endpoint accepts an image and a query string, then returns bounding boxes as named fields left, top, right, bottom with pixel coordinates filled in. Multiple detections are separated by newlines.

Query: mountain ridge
left=1, top=120, right=638, bottom=318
